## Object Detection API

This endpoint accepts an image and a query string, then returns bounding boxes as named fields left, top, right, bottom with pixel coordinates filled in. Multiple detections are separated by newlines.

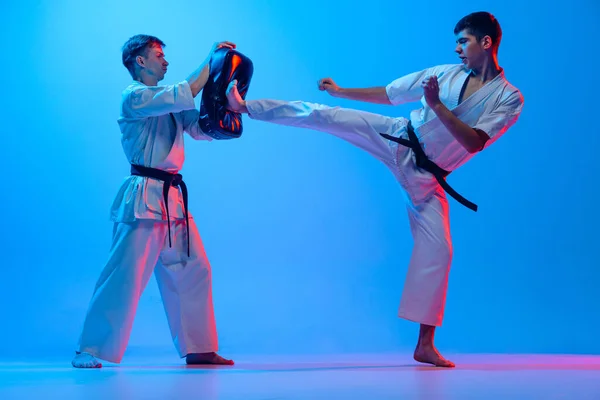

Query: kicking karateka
left=225, top=12, right=523, bottom=367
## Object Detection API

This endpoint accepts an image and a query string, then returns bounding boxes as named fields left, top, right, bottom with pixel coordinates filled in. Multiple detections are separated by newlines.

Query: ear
left=135, top=55, right=145, bottom=68
left=481, top=35, right=493, bottom=50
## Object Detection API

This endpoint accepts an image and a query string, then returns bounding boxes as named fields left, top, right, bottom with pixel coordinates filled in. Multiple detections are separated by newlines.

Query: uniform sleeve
left=385, top=65, right=457, bottom=106
left=474, top=90, right=524, bottom=149
left=122, top=80, right=196, bottom=118
left=180, top=109, right=213, bottom=141
left=385, top=69, right=430, bottom=105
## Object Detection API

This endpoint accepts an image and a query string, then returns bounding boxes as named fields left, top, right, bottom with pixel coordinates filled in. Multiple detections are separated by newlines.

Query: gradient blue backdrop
left=1, top=0, right=598, bottom=361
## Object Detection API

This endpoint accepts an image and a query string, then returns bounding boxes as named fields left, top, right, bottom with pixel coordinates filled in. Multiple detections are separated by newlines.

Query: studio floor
left=1, top=353, right=599, bottom=400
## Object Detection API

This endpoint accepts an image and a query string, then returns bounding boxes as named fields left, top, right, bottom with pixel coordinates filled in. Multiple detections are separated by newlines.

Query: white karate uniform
left=246, top=64, right=523, bottom=326
left=77, top=80, right=219, bottom=363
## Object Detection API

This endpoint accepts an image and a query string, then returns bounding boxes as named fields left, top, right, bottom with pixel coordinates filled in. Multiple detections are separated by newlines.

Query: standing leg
left=398, top=187, right=455, bottom=367
left=154, top=217, right=233, bottom=365
left=73, top=220, right=166, bottom=367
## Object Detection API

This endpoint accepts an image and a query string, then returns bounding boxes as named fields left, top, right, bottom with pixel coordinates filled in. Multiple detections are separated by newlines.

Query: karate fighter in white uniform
left=72, top=35, right=235, bottom=368
left=225, top=12, right=523, bottom=367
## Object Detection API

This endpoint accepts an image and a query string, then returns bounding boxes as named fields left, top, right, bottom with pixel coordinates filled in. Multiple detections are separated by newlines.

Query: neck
left=135, top=73, right=158, bottom=86
left=471, top=53, right=501, bottom=83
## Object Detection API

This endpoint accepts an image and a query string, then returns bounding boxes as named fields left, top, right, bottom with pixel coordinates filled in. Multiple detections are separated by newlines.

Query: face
left=137, top=43, right=169, bottom=81
left=454, top=30, right=490, bottom=71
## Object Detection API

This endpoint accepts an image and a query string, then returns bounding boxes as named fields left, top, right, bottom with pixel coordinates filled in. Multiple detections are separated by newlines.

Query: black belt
left=380, top=123, right=478, bottom=212
left=130, top=165, right=191, bottom=256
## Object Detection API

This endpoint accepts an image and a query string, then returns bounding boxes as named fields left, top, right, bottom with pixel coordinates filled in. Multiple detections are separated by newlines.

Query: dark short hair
left=454, top=12, right=502, bottom=51
left=121, top=34, right=166, bottom=78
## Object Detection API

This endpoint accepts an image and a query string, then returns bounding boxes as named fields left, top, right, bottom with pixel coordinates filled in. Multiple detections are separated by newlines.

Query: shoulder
left=497, top=76, right=524, bottom=112
left=121, top=81, right=147, bottom=101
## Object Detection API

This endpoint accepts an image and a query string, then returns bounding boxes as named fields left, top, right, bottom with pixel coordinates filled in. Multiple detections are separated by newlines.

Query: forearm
left=186, top=58, right=211, bottom=98
left=431, top=103, right=485, bottom=153
left=334, top=87, right=391, bottom=104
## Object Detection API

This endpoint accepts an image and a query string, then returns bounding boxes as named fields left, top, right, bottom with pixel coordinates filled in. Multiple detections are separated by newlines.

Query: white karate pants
left=76, top=216, right=218, bottom=363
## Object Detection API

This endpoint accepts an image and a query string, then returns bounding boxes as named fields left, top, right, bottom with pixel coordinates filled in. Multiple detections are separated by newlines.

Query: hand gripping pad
left=199, top=48, right=254, bottom=139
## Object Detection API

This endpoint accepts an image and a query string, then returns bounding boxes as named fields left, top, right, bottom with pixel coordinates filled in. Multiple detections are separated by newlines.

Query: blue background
left=1, top=0, right=598, bottom=361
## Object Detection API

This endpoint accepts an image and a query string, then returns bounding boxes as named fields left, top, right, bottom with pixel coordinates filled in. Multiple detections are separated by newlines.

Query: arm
left=423, top=75, right=487, bottom=153
left=424, top=76, right=524, bottom=153
left=186, top=41, right=236, bottom=97
left=318, top=67, right=435, bottom=106
left=318, top=79, right=391, bottom=104
left=180, top=109, right=212, bottom=141
left=186, top=59, right=211, bottom=98
left=430, top=102, right=489, bottom=153
left=123, top=81, right=197, bottom=118
left=336, top=87, right=391, bottom=104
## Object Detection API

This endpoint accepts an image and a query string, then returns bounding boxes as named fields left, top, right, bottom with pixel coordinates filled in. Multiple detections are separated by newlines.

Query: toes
left=433, top=357, right=454, bottom=368
left=75, top=360, right=102, bottom=369
left=212, top=353, right=234, bottom=365
left=414, top=349, right=455, bottom=368
left=217, top=357, right=234, bottom=365
left=186, top=353, right=234, bottom=365
left=72, top=353, right=102, bottom=369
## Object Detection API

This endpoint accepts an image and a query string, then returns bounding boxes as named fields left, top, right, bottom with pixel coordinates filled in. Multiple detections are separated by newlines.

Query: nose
left=164, top=60, right=169, bottom=67
left=455, top=44, right=462, bottom=54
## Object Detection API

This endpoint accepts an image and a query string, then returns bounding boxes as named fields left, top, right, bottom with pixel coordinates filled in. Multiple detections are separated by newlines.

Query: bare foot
left=414, top=345, right=455, bottom=368
left=72, top=352, right=102, bottom=368
left=186, top=352, right=234, bottom=365
left=225, top=80, right=247, bottom=113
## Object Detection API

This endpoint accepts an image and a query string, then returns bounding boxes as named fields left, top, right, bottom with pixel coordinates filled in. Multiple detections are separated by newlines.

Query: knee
left=432, top=235, right=453, bottom=263
left=415, top=238, right=453, bottom=266
left=440, top=243, right=453, bottom=265
left=308, top=104, right=339, bottom=124
left=204, top=261, right=213, bottom=279
left=176, top=257, right=212, bottom=290
left=187, top=252, right=212, bottom=277
left=431, top=243, right=453, bottom=267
